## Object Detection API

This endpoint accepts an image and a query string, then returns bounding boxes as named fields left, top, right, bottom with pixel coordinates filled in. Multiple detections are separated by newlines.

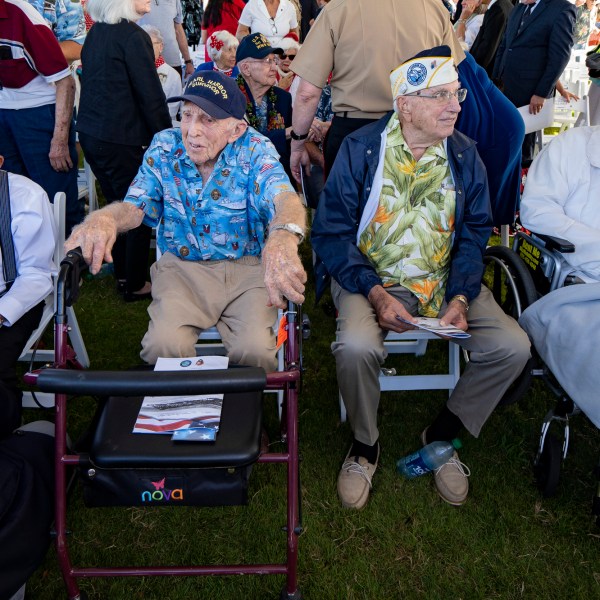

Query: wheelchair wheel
left=483, top=245, right=538, bottom=319
left=534, top=432, right=561, bottom=498
left=483, top=245, right=539, bottom=406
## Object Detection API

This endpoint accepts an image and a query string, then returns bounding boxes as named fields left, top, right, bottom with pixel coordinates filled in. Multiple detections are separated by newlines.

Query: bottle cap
left=451, top=438, right=462, bottom=450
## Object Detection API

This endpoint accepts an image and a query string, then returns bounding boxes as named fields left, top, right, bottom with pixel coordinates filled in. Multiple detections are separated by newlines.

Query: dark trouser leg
left=0, top=302, right=44, bottom=438
left=521, top=132, right=537, bottom=168
left=77, top=133, right=148, bottom=291
left=323, top=116, right=378, bottom=179
left=0, top=106, right=81, bottom=236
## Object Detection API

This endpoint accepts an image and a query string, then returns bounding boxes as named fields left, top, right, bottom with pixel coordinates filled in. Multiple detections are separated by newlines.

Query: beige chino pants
left=331, top=281, right=531, bottom=445
left=140, top=252, right=277, bottom=371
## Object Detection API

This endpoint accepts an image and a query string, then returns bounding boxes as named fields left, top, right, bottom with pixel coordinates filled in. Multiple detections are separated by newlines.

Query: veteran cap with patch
left=236, top=32, right=283, bottom=63
left=168, top=71, right=246, bottom=119
left=390, top=45, right=458, bottom=99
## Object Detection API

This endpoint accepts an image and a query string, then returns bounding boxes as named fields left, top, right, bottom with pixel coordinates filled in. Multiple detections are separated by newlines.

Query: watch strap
left=290, top=130, right=309, bottom=141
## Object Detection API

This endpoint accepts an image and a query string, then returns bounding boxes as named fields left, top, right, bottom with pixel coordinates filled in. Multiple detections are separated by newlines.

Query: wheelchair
left=24, top=249, right=306, bottom=600
left=482, top=230, right=600, bottom=523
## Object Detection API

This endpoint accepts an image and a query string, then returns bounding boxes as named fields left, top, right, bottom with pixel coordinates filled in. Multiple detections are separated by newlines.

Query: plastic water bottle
left=396, top=439, right=462, bottom=479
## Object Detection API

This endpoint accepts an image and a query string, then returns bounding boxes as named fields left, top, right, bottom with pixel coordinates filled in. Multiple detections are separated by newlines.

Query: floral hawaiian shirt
left=125, top=127, right=294, bottom=261
left=358, top=114, right=456, bottom=317
left=28, top=0, right=86, bottom=44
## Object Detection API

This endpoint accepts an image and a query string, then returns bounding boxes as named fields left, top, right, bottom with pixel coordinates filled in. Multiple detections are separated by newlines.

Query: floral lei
left=236, top=75, right=285, bottom=131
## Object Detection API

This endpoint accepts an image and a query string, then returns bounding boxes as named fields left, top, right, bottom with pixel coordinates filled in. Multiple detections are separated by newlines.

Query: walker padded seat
left=90, top=391, right=262, bottom=469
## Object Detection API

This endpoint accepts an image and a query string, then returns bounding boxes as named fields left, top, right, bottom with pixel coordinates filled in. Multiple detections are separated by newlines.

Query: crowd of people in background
left=1, top=0, right=600, bottom=596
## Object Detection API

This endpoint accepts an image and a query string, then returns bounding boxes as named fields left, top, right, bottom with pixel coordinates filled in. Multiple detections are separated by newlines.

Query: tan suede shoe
left=337, top=445, right=379, bottom=510
left=421, top=429, right=470, bottom=506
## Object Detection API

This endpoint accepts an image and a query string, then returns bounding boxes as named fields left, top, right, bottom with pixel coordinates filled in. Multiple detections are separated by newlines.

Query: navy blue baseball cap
left=167, top=71, right=246, bottom=119
left=236, top=33, right=283, bottom=63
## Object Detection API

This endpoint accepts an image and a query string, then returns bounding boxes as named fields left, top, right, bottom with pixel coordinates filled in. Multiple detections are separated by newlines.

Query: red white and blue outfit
left=0, top=0, right=81, bottom=232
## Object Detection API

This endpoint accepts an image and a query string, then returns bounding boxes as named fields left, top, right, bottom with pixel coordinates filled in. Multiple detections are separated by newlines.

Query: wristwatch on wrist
left=269, top=223, right=305, bottom=243
left=450, top=294, right=469, bottom=311
left=184, top=59, right=193, bottom=65
left=290, top=130, right=309, bottom=141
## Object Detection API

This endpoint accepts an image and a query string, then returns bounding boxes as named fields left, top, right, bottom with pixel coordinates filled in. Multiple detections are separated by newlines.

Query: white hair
left=140, top=24, right=163, bottom=44
left=86, top=0, right=141, bottom=24
left=206, top=30, right=239, bottom=62
left=276, top=38, right=301, bottom=53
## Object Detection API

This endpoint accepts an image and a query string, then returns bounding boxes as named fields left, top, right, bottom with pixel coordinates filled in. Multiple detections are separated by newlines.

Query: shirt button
left=366, top=187, right=371, bottom=192
left=457, top=153, right=462, bottom=158
left=367, top=149, right=372, bottom=155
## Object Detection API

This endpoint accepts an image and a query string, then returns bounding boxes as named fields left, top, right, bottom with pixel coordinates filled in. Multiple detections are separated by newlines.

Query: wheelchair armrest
left=36, top=367, right=267, bottom=397
left=532, top=233, right=575, bottom=254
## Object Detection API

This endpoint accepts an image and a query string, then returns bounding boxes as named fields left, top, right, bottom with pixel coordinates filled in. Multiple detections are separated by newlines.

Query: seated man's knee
left=140, top=324, right=199, bottom=364
left=493, top=326, right=531, bottom=370
left=332, top=326, right=385, bottom=367
left=227, top=340, right=277, bottom=371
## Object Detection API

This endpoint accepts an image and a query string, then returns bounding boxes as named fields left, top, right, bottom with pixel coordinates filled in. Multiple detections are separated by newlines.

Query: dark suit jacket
left=492, top=0, right=576, bottom=107
left=77, top=21, right=172, bottom=146
left=469, top=0, right=514, bottom=76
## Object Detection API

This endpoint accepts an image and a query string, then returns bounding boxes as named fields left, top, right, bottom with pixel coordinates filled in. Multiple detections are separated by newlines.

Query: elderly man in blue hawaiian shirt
left=66, top=71, right=306, bottom=370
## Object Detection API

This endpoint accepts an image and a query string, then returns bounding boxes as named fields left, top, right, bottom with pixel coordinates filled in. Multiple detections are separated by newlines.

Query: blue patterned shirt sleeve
left=30, top=0, right=86, bottom=45
left=125, top=128, right=295, bottom=262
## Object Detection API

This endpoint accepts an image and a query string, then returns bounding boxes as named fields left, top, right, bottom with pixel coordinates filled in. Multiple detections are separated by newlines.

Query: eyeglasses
left=279, top=53, right=296, bottom=60
left=269, top=17, right=278, bottom=35
left=248, top=57, right=278, bottom=66
left=408, top=88, right=468, bottom=104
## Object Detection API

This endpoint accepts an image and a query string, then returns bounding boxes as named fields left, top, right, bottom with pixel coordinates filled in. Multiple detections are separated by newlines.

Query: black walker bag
left=79, top=391, right=262, bottom=508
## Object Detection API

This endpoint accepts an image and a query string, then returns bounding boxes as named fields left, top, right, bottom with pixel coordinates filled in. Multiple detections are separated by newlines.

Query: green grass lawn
left=23, top=246, right=600, bottom=600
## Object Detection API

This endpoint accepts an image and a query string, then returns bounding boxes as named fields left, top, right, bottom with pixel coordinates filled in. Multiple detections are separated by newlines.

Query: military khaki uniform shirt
left=291, top=0, right=465, bottom=118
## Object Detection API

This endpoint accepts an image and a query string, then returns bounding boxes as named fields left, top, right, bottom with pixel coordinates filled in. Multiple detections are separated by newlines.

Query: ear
left=397, top=97, right=411, bottom=116
left=239, top=61, right=250, bottom=77
left=227, top=120, right=248, bottom=144
left=0, top=156, right=4, bottom=169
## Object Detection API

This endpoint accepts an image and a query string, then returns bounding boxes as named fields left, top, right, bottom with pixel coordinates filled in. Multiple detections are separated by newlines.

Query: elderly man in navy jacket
left=312, top=47, right=530, bottom=510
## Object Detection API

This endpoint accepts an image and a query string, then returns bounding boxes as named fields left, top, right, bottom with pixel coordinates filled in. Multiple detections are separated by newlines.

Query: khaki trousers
left=141, top=252, right=277, bottom=370
left=331, top=282, right=531, bottom=444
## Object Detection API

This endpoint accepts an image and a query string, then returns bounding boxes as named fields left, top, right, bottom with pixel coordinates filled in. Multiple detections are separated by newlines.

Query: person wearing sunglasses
left=275, top=37, right=300, bottom=99
left=236, top=33, right=293, bottom=181
left=236, top=0, right=299, bottom=47
left=311, top=46, right=530, bottom=510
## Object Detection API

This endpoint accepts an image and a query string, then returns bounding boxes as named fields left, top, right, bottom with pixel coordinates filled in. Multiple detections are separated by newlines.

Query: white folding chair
left=77, top=159, right=98, bottom=213
left=338, top=330, right=461, bottom=422
left=20, top=192, right=90, bottom=408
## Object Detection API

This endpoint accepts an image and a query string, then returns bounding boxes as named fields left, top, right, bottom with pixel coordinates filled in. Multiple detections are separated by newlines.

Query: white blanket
left=519, top=283, right=600, bottom=428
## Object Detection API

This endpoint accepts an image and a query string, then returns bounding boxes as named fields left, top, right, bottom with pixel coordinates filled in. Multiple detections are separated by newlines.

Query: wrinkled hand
left=368, top=285, right=417, bottom=333
left=48, top=137, right=73, bottom=172
left=262, top=232, right=307, bottom=308
left=529, top=94, right=545, bottom=115
left=185, top=62, right=195, bottom=77
left=439, top=299, right=468, bottom=331
left=278, top=72, right=294, bottom=91
left=290, top=141, right=311, bottom=184
left=64, top=213, right=118, bottom=275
